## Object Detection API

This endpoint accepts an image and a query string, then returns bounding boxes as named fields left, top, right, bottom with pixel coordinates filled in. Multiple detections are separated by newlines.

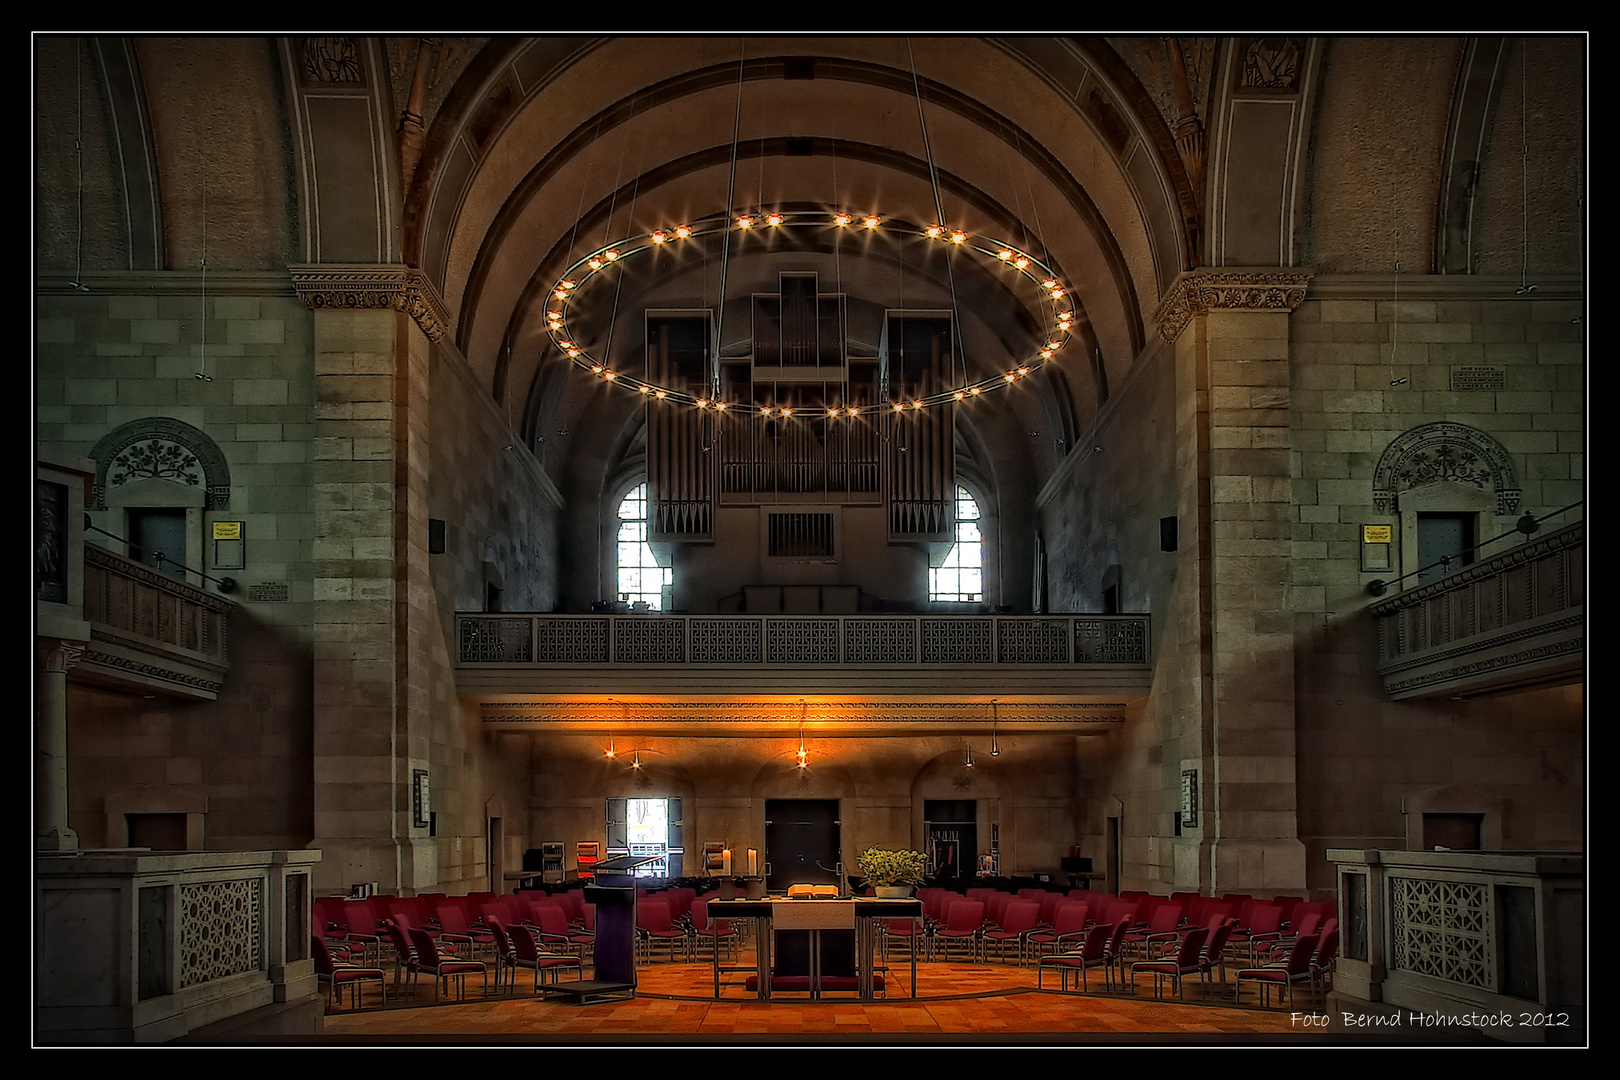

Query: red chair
left=981, top=900, right=1042, bottom=965
left=1235, top=933, right=1319, bottom=1009
left=490, top=919, right=581, bottom=992
left=932, top=899, right=986, bottom=962
left=688, top=897, right=739, bottom=961
left=436, top=904, right=496, bottom=961
left=407, top=925, right=488, bottom=1001
left=1130, top=925, right=1209, bottom=1000
left=313, top=935, right=386, bottom=1010
left=1197, top=918, right=1239, bottom=995
left=1025, top=901, right=1090, bottom=963
left=878, top=916, right=927, bottom=961
left=636, top=898, right=687, bottom=961
left=1230, top=903, right=1285, bottom=963
left=379, top=919, right=417, bottom=988
left=1310, top=926, right=1339, bottom=997
left=1037, top=922, right=1114, bottom=993
left=1118, top=903, right=1182, bottom=966
left=526, top=900, right=594, bottom=959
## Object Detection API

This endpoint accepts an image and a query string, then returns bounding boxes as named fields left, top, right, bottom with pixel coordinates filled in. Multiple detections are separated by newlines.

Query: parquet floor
left=308, top=941, right=1353, bottom=1047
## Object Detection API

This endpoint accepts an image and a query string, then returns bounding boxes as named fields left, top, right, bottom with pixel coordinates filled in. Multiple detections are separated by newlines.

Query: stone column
left=36, top=642, right=84, bottom=851
left=1161, top=268, right=1312, bottom=895
left=292, top=265, right=448, bottom=895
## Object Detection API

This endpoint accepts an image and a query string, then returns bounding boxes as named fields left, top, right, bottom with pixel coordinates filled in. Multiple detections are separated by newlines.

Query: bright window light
left=616, top=483, right=672, bottom=610
left=929, top=486, right=984, bottom=602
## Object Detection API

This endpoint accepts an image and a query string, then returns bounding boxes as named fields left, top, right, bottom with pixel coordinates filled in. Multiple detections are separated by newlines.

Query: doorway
left=128, top=507, right=188, bottom=578
left=764, top=799, right=840, bottom=892
left=924, top=800, right=977, bottom=885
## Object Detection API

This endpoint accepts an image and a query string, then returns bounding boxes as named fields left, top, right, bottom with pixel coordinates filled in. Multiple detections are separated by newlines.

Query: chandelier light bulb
left=546, top=207, right=1076, bottom=419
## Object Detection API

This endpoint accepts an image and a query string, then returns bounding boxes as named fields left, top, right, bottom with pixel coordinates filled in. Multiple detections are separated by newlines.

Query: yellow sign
left=1362, top=524, right=1392, bottom=543
left=212, top=521, right=242, bottom=539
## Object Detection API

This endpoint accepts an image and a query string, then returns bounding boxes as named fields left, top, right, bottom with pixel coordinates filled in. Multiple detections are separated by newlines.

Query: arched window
left=929, top=486, right=984, bottom=602
left=615, top=483, right=672, bottom=610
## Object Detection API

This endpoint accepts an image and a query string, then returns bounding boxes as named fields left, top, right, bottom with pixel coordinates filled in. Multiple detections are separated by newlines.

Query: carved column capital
left=1155, top=267, right=1314, bottom=342
left=38, top=640, right=87, bottom=674
left=289, top=264, right=450, bottom=343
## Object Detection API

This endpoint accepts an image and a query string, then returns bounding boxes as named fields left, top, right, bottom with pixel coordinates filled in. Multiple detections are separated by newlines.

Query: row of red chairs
left=880, top=887, right=1334, bottom=971
left=314, top=889, right=600, bottom=1008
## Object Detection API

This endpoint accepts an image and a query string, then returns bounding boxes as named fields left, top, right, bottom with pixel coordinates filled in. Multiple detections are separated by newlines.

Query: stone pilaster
left=36, top=642, right=84, bottom=851
left=296, top=264, right=444, bottom=894
left=1162, top=268, right=1312, bottom=895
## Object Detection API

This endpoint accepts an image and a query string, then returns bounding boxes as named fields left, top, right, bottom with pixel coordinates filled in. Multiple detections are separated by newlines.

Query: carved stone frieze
left=89, top=417, right=231, bottom=511
left=288, top=264, right=450, bottom=343
left=1377, top=633, right=1583, bottom=697
left=480, top=700, right=1128, bottom=727
left=77, top=646, right=228, bottom=696
left=1372, top=422, right=1521, bottom=516
left=1155, top=268, right=1313, bottom=342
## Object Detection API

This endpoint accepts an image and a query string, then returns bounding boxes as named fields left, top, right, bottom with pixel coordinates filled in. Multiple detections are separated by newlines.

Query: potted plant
left=857, top=846, right=927, bottom=898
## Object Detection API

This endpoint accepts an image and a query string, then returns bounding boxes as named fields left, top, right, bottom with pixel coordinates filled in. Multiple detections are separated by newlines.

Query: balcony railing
left=79, top=543, right=234, bottom=699
left=1328, top=848, right=1585, bottom=1044
left=454, top=612, right=1152, bottom=699
left=1368, top=521, right=1582, bottom=700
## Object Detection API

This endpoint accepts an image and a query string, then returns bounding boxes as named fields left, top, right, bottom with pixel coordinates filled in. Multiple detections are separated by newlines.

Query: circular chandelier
left=544, top=207, right=1076, bottom=419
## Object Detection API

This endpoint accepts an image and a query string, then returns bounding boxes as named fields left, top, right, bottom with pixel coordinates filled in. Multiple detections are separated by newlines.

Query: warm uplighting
left=736, top=215, right=754, bottom=228
left=631, top=750, right=642, bottom=770
left=834, top=213, right=852, bottom=226
left=675, top=224, right=692, bottom=238
left=651, top=231, right=669, bottom=243
left=950, top=230, right=967, bottom=244
left=863, top=214, right=881, bottom=228
left=766, top=213, right=784, bottom=226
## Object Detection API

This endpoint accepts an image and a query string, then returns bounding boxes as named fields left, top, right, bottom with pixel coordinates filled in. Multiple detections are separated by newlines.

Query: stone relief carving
left=304, top=36, right=363, bottom=84
left=1372, top=422, right=1521, bottom=515
left=90, top=418, right=231, bottom=511
left=1239, top=36, right=1303, bottom=89
left=111, top=440, right=203, bottom=489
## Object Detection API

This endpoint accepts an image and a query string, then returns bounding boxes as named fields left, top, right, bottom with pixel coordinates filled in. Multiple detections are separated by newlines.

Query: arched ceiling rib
left=413, top=38, right=1180, bottom=425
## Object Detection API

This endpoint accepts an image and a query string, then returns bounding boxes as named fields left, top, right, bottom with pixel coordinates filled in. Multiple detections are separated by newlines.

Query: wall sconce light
left=990, top=698, right=1001, bottom=756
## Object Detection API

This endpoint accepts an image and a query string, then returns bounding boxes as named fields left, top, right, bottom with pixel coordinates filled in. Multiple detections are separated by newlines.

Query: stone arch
left=89, top=417, right=232, bottom=512
left=1372, top=422, right=1521, bottom=517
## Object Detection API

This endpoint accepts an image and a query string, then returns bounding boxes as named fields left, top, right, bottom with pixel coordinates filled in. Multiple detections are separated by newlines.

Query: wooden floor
left=304, top=941, right=1368, bottom=1047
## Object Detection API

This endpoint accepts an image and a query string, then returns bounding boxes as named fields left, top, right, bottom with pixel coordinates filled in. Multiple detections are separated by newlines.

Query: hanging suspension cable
left=712, top=44, right=748, bottom=401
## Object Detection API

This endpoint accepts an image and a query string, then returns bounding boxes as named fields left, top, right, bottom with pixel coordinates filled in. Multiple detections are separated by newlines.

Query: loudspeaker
left=1160, top=515, right=1178, bottom=552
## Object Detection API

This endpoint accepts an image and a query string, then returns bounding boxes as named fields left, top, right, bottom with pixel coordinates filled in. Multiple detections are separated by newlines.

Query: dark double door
left=764, top=799, right=840, bottom=892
